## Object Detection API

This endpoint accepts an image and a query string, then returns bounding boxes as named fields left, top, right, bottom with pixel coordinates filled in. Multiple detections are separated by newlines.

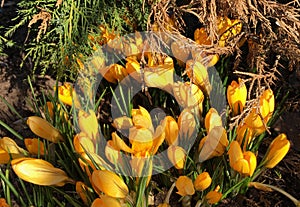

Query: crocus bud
left=167, top=145, right=186, bottom=170
left=24, top=138, right=45, bottom=155
left=185, top=60, right=211, bottom=95
left=206, top=186, right=222, bottom=204
left=227, top=78, right=247, bottom=115
left=178, top=109, right=197, bottom=141
left=204, top=108, right=222, bottom=132
left=78, top=109, right=99, bottom=140
left=228, top=141, right=257, bottom=176
left=263, top=133, right=290, bottom=168
left=131, top=106, right=153, bottom=131
left=91, top=170, right=129, bottom=198
left=73, top=132, right=95, bottom=154
left=27, top=116, right=64, bottom=143
left=175, top=176, right=195, bottom=196
left=91, top=196, right=121, bottom=207
left=162, top=116, right=179, bottom=146
left=57, top=83, right=73, bottom=106
left=11, top=158, right=73, bottom=186
left=194, top=172, right=212, bottom=191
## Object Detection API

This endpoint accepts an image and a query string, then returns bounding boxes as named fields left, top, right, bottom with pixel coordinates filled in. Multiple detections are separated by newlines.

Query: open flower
left=11, top=158, right=73, bottom=186
left=175, top=176, right=195, bottom=196
left=194, top=172, right=212, bottom=191
left=263, top=133, right=290, bottom=168
left=91, top=170, right=129, bottom=198
left=228, top=141, right=257, bottom=176
left=27, top=116, right=64, bottom=143
left=227, top=78, right=247, bottom=115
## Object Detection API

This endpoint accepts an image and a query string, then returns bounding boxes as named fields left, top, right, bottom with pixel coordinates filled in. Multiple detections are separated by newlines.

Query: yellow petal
left=227, top=78, right=247, bottom=115
left=243, top=151, right=257, bottom=176
left=144, top=67, right=174, bottom=91
left=0, top=137, right=27, bottom=155
left=204, top=108, right=222, bottom=132
left=178, top=108, right=197, bottom=141
left=264, top=133, right=290, bottom=168
left=162, top=116, right=179, bottom=146
left=167, top=145, right=186, bottom=170
left=130, top=127, right=153, bottom=153
left=27, top=116, right=64, bottom=143
left=206, top=190, right=222, bottom=204
left=194, top=172, right=212, bottom=191
left=91, top=170, right=128, bottom=198
left=132, top=106, right=153, bottom=130
left=228, top=141, right=243, bottom=167
left=57, top=83, right=73, bottom=106
left=11, top=158, right=72, bottom=186
left=24, top=138, right=45, bottom=155
left=91, top=196, right=121, bottom=207
left=76, top=181, right=90, bottom=205
left=78, top=109, right=99, bottom=140
left=73, top=132, right=95, bottom=154
left=112, top=132, right=133, bottom=153
left=112, top=116, right=133, bottom=130
left=175, top=176, right=195, bottom=196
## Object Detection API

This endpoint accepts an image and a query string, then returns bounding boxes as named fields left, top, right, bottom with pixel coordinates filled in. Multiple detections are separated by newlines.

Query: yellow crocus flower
left=27, top=116, right=64, bottom=143
left=131, top=106, right=153, bottom=131
left=236, top=123, right=254, bottom=150
left=177, top=108, right=197, bottom=141
left=227, top=78, right=247, bottom=115
left=57, top=83, right=73, bottom=106
left=173, top=81, right=204, bottom=114
left=198, top=126, right=228, bottom=161
left=91, top=196, right=121, bottom=207
left=78, top=109, right=99, bottom=141
left=185, top=60, right=211, bottom=95
left=175, top=176, right=195, bottom=196
left=204, top=108, right=222, bottom=132
left=11, top=157, right=73, bottom=186
left=228, top=141, right=257, bottom=176
left=126, top=56, right=141, bottom=81
left=263, top=133, right=290, bottom=168
left=206, top=186, right=222, bottom=204
left=91, top=170, right=129, bottom=198
left=167, top=145, right=186, bottom=170
left=24, top=138, right=45, bottom=155
left=194, top=172, right=212, bottom=191
left=73, top=132, right=95, bottom=154
left=161, top=116, right=179, bottom=146
left=75, top=181, right=90, bottom=206
left=0, top=137, right=27, bottom=156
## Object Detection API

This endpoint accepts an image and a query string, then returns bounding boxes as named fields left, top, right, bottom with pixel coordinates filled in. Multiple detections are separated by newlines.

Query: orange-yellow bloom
left=11, top=157, right=73, bottom=186
left=198, top=126, right=228, bottom=161
left=236, top=123, right=254, bottom=150
left=173, top=82, right=204, bottom=114
left=177, top=109, right=197, bottom=141
left=162, top=116, right=179, bottom=145
left=167, top=145, right=186, bottom=170
left=78, top=109, right=99, bottom=140
left=27, top=116, right=64, bottom=143
left=204, top=108, right=223, bottom=132
left=24, top=138, right=45, bottom=155
left=91, top=170, right=129, bottom=198
left=73, top=132, right=95, bottom=154
left=131, top=106, right=153, bottom=131
left=194, top=172, right=212, bottom=191
left=227, top=78, right=247, bottom=115
left=91, top=196, right=121, bottom=207
left=0, top=198, right=9, bottom=207
left=175, top=176, right=195, bottom=196
left=206, top=186, right=222, bottom=204
left=0, top=138, right=26, bottom=164
left=263, top=133, right=290, bottom=168
left=57, top=83, right=73, bottom=106
left=228, top=141, right=257, bottom=176
left=185, top=60, right=211, bottom=95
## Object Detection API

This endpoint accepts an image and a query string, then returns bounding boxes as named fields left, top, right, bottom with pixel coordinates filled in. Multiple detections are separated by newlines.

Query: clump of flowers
left=0, top=16, right=298, bottom=207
